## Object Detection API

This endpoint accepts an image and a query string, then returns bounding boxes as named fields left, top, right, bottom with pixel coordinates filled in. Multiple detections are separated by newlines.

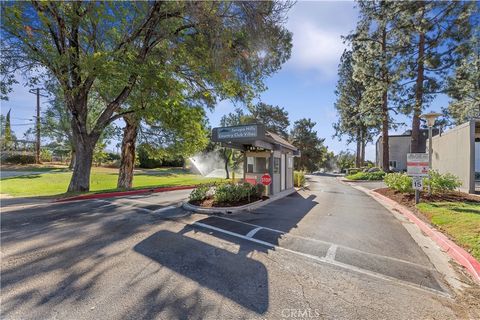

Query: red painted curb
left=54, top=185, right=196, bottom=203
left=371, top=190, right=480, bottom=283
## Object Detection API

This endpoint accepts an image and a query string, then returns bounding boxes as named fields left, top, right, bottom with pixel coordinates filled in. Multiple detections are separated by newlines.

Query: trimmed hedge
left=346, top=170, right=385, bottom=181
left=189, top=182, right=264, bottom=205
left=4, top=154, right=36, bottom=164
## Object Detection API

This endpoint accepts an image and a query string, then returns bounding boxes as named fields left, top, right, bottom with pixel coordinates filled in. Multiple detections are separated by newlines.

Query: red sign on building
left=261, top=174, right=272, bottom=186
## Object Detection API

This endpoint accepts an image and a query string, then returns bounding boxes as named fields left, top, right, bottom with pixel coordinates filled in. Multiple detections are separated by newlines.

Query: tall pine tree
left=334, top=49, right=378, bottom=167
left=393, top=1, right=473, bottom=150
left=349, top=1, right=401, bottom=170
left=445, top=12, right=480, bottom=124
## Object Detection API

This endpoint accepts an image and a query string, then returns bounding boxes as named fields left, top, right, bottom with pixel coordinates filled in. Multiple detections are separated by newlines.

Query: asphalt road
left=1, top=175, right=478, bottom=319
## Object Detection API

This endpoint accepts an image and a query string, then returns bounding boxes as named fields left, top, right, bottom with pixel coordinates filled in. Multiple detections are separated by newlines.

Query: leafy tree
left=349, top=0, right=400, bottom=171
left=290, top=118, right=327, bottom=172
left=333, top=49, right=378, bottom=167
left=217, top=102, right=290, bottom=178
left=1, top=1, right=292, bottom=192
left=219, top=109, right=245, bottom=179
left=392, top=1, right=473, bottom=151
left=334, top=150, right=356, bottom=172
left=42, top=81, right=119, bottom=169
left=246, top=102, right=290, bottom=137
left=445, top=18, right=480, bottom=125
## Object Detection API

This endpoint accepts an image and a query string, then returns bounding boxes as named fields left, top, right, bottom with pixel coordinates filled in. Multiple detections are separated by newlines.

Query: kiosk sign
left=217, top=125, right=257, bottom=139
left=407, top=153, right=429, bottom=177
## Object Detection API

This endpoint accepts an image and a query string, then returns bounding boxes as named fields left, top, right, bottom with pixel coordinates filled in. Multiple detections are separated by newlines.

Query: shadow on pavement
left=134, top=230, right=269, bottom=314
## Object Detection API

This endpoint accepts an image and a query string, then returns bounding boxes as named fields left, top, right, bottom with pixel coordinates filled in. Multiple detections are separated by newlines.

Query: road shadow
left=1, top=197, right=271, bottom=318
left=184, top=191, right=318, bottom=255
left=133, top=230, right=269, bottom=314
left=0, top=201, right=175, bottom=317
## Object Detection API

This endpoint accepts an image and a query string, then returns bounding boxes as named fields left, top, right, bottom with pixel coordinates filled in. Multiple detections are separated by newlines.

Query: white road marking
left=326, top=245, right=337, bottom=261
left=209, top=215, right=434, bottom=271
left=192, top=221, right=450, bottom=298
left=92, top=199, right=152, bottom=213
left=153, top=205, right=176, bottom=213
left=246, top=227, right=263, bottom=238
left=212, top=215, right=285, bottom=234
left=193, top=222, right=274, bottom=247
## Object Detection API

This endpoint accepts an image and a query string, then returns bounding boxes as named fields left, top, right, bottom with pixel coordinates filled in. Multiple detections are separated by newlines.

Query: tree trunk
left=223, top=149, right=230, bottom=179
left=67, top=137, right=96, bottom=192
left=355, top=128, right=361, bottom=168
left=224, top=159, right=230, bottom=179
left=411, top=34, right=425, bottom=152
left=381, top=24, right=390, bottom=171
left=117, top=115, right=139, bottom=189
left=411, top=4, right=426, bottom=153
left=360, top=128, right=366, bottom=166
left=361, top=139, right=366, bottom=167
left=381, top=90, right=390, bottom=171
left=67, top=96, right=99, bottom=193
left=69, top=149, right=76, bottom=170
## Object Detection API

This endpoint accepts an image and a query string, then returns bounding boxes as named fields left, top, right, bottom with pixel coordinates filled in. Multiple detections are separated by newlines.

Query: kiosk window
left=287, top=156, right=293, bottom=168
left=247, top=157, right=254, bottom=173
left=273, top=157, right=280, bottom=173
left=256, top=157, right=267, bottom=173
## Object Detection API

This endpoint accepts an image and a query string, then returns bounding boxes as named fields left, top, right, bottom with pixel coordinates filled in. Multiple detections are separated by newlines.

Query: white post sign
left=412, top=176, right=423, bottom=190
left=407, top=153, right=429, bottom=177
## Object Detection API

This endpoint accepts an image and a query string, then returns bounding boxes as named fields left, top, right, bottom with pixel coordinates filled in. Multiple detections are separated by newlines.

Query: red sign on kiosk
left=261, top=173, right=272, bottom=186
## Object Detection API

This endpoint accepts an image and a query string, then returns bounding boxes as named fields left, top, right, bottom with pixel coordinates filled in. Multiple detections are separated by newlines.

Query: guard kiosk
left=212, top=124, right=299, bottom=195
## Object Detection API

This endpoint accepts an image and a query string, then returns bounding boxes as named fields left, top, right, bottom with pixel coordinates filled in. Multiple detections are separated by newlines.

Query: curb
left=357, top=185, right=480, bottom=283
left=55, top=185, right=196, bottom=202
left=340, top=179, right=383, bottom=183
left=183, top=188, right=296, bottom=215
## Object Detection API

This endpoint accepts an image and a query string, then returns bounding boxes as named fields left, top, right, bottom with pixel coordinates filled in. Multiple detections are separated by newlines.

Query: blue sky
left=1, top=1, right=450, bottom=160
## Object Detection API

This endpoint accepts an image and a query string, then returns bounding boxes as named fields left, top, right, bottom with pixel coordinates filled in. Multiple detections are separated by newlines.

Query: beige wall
left=430, top=121, right=475, bottom=193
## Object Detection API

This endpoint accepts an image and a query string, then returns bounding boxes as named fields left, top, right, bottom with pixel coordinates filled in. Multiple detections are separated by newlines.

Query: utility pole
left=29, top=88, right=48, bottom=164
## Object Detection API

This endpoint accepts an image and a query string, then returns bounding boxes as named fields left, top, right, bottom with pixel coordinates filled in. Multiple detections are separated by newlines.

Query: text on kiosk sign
left=218, top=125, right=257, bottom=139
left=407, top=153, right=429, bottom=177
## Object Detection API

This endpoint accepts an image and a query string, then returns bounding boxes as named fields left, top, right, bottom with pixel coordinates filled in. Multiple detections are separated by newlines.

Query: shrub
left=4, top=154, right=36, bottom=164
left=255, top=184, right=266, bottom=197
left=40, top=149, right=52, bottom=162
left=189, top=184, right=210, bottom=202
left=346, top=171, right=385, bottom=181
left=214, top=182, right=257, bottom=204
left=347, top=168, right=360, bottom=175
left=424, top=170, right=461, bottom=194
left=294, top=171, right=306, bottom=187
left=384, top=172, right=413, bottom=193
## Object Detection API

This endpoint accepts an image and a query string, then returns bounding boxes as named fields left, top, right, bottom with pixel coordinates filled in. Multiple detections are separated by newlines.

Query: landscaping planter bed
left=376, top=188, right=480, bottom=209
left=189, top=196, right=267, bottom=208
left=375, top=187, right=480, bottom=261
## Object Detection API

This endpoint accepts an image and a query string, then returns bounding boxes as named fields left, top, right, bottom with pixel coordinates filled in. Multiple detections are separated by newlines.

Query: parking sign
left=407, top=153, right=429, bottom=177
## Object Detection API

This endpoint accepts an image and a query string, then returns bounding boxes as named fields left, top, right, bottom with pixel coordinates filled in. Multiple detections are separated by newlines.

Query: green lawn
left=417, top=201, right=480, bottom=261
left=0, top=167, right=223, bottom=197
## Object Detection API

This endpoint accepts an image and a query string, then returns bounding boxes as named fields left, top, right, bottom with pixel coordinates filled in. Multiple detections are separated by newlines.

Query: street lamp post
left=420, top=112, right=442, bottom=195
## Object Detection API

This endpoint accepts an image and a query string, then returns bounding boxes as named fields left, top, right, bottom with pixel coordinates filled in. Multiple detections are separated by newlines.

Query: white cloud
left=285, top=1, right=358, bottom=78
left=287, top=21, right=347, bottom=76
